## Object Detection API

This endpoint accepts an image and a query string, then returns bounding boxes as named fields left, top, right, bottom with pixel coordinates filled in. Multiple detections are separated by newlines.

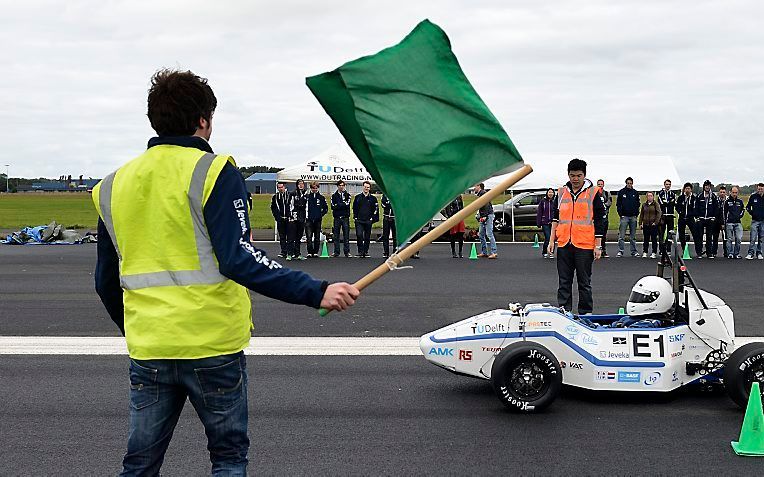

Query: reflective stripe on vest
left=557, top=185, right=596, bottom=249
left=99, top=152, right=227, bottom=290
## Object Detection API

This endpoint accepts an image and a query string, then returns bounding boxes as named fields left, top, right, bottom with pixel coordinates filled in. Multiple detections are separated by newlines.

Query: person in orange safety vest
left=547, top=158, right=607, bottom=315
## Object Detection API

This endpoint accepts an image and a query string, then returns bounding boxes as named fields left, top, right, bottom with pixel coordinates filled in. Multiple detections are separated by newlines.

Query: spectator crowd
left=537, top=178, right=764, bottom=260
left=271, top=177, right=764, bottom=262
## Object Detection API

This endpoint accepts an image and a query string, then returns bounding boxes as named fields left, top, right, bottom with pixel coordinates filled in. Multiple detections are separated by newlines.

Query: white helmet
left=626, top=276, right=674, bottom=316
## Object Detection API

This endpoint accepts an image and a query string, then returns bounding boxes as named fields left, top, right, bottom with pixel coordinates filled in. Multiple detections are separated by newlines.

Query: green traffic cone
left=682, top=243, right=692, bottom=260
left=532, top=233, right=540, bottom=248
left=618, top=307, right=625, bottom=315
left=731, top=382, right=764, bottom=456
left=320, top=240, right=329, bottom=258
left=469, top=243, right=479, bottom=260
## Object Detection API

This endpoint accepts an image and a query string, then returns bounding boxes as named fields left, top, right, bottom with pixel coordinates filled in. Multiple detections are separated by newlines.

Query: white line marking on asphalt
left=0, top=337, right=422, bottom=355
left=1, top=336, right=763, bottom=356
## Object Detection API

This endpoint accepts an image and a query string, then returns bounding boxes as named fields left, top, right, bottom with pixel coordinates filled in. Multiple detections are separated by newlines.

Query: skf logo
left=233, top=198, right=244, bottom=209
left=458, top=350, right=472, bottom=361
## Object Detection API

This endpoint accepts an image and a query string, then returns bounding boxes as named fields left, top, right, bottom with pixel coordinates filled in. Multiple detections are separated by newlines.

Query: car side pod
left=731, top=382, right=764, bottom=456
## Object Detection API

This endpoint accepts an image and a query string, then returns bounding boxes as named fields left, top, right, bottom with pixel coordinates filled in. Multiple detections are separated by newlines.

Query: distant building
left=30, top=177, right=100, bottom=192
left=245, top=173, right=278, bottom=194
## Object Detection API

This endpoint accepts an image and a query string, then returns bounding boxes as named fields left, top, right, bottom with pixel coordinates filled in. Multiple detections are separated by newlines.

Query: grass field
left=0, top=192, right=754, bottom=233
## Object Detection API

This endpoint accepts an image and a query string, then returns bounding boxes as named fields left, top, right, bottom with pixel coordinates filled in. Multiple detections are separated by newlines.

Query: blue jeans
left=748, top=220, right=764, bottom=256
left=726, top=223, right=743, bottom=257
left=121, top=352, right=249, bottom=476
left=541, top=223, right=552, bottom=256
left=618, top=216, right=637, bottom=254
left=479, top=214, right=497, bottom=255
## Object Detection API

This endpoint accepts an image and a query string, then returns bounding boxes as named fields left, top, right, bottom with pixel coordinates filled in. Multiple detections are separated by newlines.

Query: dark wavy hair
left=147, top=69, right=217, bottom=136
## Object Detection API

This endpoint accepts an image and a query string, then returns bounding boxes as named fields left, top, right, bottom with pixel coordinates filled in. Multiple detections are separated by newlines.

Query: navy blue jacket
left=331, top=190, right=351, bottom=218
left=616, top=187, right=640, bottom=217
left=270, top=190, right=290, bottom=221
left=95, top=136, right=327, bottom=335
left=724, top=197, right=745, bottom=224
left=676, top=193, right=696, bottom=220
left=746, top=193, right=764, bottom=222
left=695, top=191, right=719, bottom=221
left=306, top=191, right=328, bottom=221
left=476, top=189, right=494, bottom=218
left=381, top=195, right=395, bottom=219
left=657, top=189, right=676, bottom=216
left=353, top=193, right=379, bottom=224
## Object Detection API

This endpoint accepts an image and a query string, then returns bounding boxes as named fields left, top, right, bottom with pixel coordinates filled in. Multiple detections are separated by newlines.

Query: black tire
left=724, top=342, right=764, bottom=409
left=490, top=341, right=562, bottom=412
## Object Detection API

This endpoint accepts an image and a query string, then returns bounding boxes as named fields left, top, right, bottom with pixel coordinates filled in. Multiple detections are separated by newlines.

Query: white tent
left=484, top=154, right=682, bottom=192
left=277, top=145, right=372, bottom=194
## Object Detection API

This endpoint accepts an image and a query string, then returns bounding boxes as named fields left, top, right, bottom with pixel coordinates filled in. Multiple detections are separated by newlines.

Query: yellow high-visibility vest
left=93, top=145, right=252, bottom=359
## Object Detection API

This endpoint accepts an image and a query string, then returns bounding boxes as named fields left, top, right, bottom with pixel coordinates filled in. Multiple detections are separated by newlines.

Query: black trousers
left=557, top=244, right=594, bottom=315
left=305, top=219, right=322, bottom=255
left=643, top=224, right=658, bottom=254
left=658, top=215, right=674, bottom=255
left=677, top=217, right=693, bottom=250
left=382, top=218, right=397, bottom=256
left=276, top=219, right=288, bottom=255
left=450, top=232, right=464, bottom=256
left=355, top=221, right=372, bottom=256
left=332, top=216, right=350, bottom=255
left=287, top=221, right=305, bottom=257
left=715, top=222, right=727, bottom=256
left=696, top=219, right=718, bottom=257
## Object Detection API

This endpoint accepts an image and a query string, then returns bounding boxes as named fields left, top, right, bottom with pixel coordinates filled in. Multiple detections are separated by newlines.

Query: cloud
left=1, top=0, right=763, bottom=184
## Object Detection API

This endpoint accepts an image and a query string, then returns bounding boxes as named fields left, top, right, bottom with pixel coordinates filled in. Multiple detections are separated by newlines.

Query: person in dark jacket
left=639, top=192, right=662, bottom=258
left=616, top=177, right=640, bottom=257
left=352, top=181, right=379, bottom=257
left=287, top=179, right=308, bottom=260
left=270, top=181, right=290, bottom=257
left=676, top=182, right=697, bottom=254
left=695, top=179, right=720, bottom=259
left=745, top=182, right=764, bottom=259
left=656, top=179, right=676, bottom=257
left=725, top=186, right=746, bottom=258
left=381, top=194, right=397, bottom=257
left=304, top=181, right=328, bottom=257
left=443, top=195, right=466, bottom=258
left=596, top=179, right=611, bottom=257
left=331, top=180, right=352, bottom=257
left=536, top=188, right=556, bottom=258
left=715, top=186, right=728, bottom=258
left=474, top=183, right=497, bottom=258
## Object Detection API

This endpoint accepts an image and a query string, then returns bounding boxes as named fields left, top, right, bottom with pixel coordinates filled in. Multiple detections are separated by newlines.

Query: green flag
left=306, top=19, right=524, bottom=245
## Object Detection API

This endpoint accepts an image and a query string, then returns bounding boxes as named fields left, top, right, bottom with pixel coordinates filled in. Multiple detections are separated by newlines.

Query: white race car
left=420, top=238, right=764, bottom=412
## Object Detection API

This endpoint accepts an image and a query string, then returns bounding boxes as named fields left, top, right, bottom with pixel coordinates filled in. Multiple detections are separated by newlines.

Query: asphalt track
left=1, top=242, right=763, bottom=336
left=2, top=243, right=764, bottom=476
left=2, top=356, right=762, bottom=477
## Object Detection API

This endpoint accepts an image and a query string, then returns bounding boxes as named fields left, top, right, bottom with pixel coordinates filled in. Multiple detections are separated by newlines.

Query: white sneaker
left=548, top=253, right=554, bottom=259
left=642, top=252, right=648, bottom=258
left=650, top=253, right=656, bottom=259
left=616, top=251, right=623, bottom=257
left=758, top=254, right=764, bottom=260
left=746, top=254, right=754, bottom=260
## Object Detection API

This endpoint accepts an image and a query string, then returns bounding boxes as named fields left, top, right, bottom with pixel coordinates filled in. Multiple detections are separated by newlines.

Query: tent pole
left=510, top=190, right=515, bottom=242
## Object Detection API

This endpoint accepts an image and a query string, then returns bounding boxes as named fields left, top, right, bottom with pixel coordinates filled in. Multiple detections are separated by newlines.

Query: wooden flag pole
left=319, top=163, right=533, bottom=316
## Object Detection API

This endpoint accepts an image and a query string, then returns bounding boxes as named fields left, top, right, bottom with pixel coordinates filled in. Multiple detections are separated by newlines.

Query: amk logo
left=428, top=347, right=454, bottom=356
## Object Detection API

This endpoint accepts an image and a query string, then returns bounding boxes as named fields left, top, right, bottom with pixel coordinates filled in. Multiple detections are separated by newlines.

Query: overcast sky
left=2, top=0, right=763, bottom=184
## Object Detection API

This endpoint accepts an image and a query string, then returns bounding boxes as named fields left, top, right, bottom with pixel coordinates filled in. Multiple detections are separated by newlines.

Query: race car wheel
left=490, top=342, right=562, bottom=412
left=723, top=342, right=764, bottom=409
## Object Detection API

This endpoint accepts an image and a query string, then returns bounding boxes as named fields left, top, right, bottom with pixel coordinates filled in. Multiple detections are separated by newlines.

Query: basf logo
left=617, top=371, right=641, bottom=383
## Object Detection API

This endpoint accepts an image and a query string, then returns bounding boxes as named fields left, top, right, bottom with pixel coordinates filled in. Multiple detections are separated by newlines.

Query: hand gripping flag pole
left=319, top=165, right=532, bottom=316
